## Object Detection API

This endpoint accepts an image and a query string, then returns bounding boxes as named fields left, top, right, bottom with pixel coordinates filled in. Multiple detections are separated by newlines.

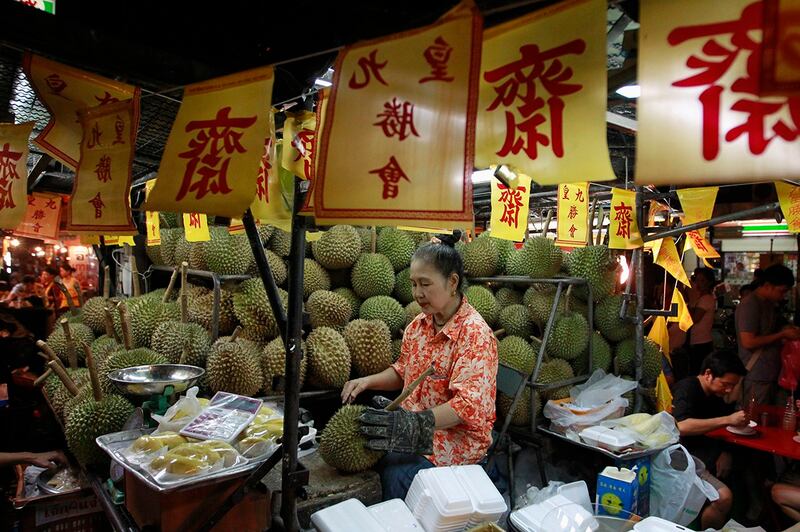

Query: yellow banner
left=306, top=230, right=323, bottom=242
left=686, top=229, right=720, bottom=259
left=654, top=237, right=691, bottom=287
left=66, top=100, right=137, bottom=234
left=103, top=235, right=119, bottom=246
left=475, top=0, right=614, bottom=185
left=117, top=235, right=135, bottom=246
left=314, top=2, right=479, bottom=227
left=250, top=109, right=291, bottom=225
left=14, top=192, right=61, bottom=240
left=23, top=54, right=139, bottom=169
left=648, top=316, right=670, bottom=365
left=80, top=234, right=100, bottom=245
left=0, top=122, right=35, bottom=230
left=490, top=174, right=532, bottom=241
left=145, top=67, right=275, bottom=218
left=228, top=218, right=245, bottom=235
left=608, top=188, right=642, bottom=249
left=676, top=187, right=718, bottom=238
left=759, top=0, right=800, bottom=95
left=637, top=0, right=800, bottom=185
left=776, top=181, right=800, bottom=232
left=555, top=182, right=589, bottom=247
left=145, top=180, right=160, bottom=245
left=668, top=288, right=694, bottom=332
left=183, top=213, right=210, bottom=242
left=281, top=110, right=316, bottom=181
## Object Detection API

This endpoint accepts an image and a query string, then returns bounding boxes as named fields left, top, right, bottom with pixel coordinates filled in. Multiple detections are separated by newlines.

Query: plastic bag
left=600, top=412, right=680, bottom=449
left=650, top=445, right=719, bottom=526
left=569, top=370, right=638, bottom=408
left=544, top=396, right=629, bottom=435
left=779, top=340, right=800, bottom=391
left=151, top=387, right=204, bottom=434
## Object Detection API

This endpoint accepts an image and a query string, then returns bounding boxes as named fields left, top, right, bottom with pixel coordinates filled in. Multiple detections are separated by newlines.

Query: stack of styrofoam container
left=311, top=498, right=386, bottom=532
left=405, top=465, right=507, bottom=531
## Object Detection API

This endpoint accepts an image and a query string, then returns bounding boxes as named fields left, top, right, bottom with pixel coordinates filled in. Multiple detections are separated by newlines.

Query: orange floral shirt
left=391, top=298, right=498, bottom=466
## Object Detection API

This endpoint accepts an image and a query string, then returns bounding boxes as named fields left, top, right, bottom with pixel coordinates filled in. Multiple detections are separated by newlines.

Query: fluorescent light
left=314, top=78, right=332, bottom=88
left=471, top=169, right=494, bottom=184
left=616, top=84, right=641, bottom=98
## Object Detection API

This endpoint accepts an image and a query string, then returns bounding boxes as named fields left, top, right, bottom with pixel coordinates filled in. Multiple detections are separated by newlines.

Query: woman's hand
left=341, top=377, right=371, bottom=404
left=27, top=450, right=67, bottom=468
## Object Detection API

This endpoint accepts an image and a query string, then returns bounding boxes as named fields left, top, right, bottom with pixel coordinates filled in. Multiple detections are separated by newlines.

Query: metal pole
left=634, top=188, right=645, bottom=413
left=642, top=202, right=780, bottom=242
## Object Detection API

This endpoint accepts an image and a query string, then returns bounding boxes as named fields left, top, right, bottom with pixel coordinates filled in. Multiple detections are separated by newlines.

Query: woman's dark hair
left=22, top=275, right=35, bottom=284
left=693, top=267, right=716, bottom=288
left=60, top=264, right=74, bottom=273
left=700, top=349, right=747, bottom=377
left=411, top=230, right=465, bottom=292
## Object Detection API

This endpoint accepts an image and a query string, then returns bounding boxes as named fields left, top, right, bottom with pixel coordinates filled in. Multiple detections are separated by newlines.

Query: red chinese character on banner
left=370, top=156, right=411, bottom=199
left=188, top=213, right=202, bottom=228
left=113, top=115, right=125, bottom=145
left=419, top=36, right=455, bottom=84
left=33, top=222, right=42, bottom=233
left=575, top=189, right=585, bottom=202
left=94, top=91, right=120, bottom=106
left=668, top=2, right=800, bottom=161
left=87, top=122, right=103, bottom=148
left=256, top=137, right=273, bottom=203
left=614, top=201, right=633, bottom=239
left=569, top=224, right=577, bottom=238
left=291, top=130, right=316, bottom=180
left=0, top=142, right=22, bottom=210
left=568, top=204, right=578, bottom=219
left=562, top=185, right=570, bottom=200
left=176, top=107, right=257, bottom=201
left=32, top=210, right=45, bottom=221
left=45, top=198, right=57, bottom=209
left=88, top=192, right=105, bottom=219
left=349, top=50, right=389, bottom=90
left=45, top=74, right=67, bottom=97
left=94, top=155, right=111, bottom=183
left=498, top=184, right=527, bottom=228
left=484, top=39, right=586, bottom=160
left=374, top=98, right=420, bottom=141
left=688, top=230, right=709, bottom=252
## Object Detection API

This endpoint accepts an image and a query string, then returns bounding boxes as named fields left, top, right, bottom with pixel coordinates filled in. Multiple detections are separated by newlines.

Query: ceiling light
left=314, top=78, right=332, bottom=88
left=616, top=84, right=641, bottom=98
left=471, top=169, right=494, bottom=184
left=493, top=165, right=518, bottom=188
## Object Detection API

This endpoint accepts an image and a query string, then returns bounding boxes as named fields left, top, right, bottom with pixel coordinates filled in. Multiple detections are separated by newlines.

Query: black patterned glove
left=359, top=407, right=436, bottom=455
left=371, top=395, right=393, bottom=409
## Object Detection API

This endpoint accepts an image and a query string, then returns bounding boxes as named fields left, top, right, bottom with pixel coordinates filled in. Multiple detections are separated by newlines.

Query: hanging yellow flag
left=648, top=316, right=671, bottom=365
left=655, top=237, right=691, bottom=287
left=676, top=187, right=718, bottom=239
left=14, top=192, right=61, bottom=240
left=117, top=235, right=136, bottom=246
left=555, top=182, right=589, bottom=247
left=23, top=54, right=139, bottom=169
left=145, top=67, right=275, bottom=218
left=668, top=288, right=694, bottom=332
left=637, top=0, right=800, bottom=185
left=282, top=110, right=316, bottom=182
left=302, top=89, right=330, bottom=215
left=66, top=100, right=137, bottom=234
left=314, top=2, right=479, bottom=227
left=250, top=109, right=290, bottom=225
left=686, top=229, right=720, bottom=259
left=475, top=0, right=614, bottom=185
left=0, top=122, right=35, bottom=230
left=183, top=212, right=210, bottom=242
left=490, top=174, right=532, bottom=241
left=103, top=235, right=119, bottom=246
left=228, top=218, right=245, bottom=235
left=608, top=188, right=643, bottom=249
left=145, top=180, right=160, bottom=245
left=776, top=181, right=800, bottom=232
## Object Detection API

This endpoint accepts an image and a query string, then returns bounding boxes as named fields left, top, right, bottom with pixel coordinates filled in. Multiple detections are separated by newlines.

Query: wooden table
left=706, top=406, right=800, bottom=460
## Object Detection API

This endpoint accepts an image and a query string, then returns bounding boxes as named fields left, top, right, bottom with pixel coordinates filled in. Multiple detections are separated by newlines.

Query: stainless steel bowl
left=37, top=466, right=82, bottom=495
left=107, top=364, right=205, bottom=396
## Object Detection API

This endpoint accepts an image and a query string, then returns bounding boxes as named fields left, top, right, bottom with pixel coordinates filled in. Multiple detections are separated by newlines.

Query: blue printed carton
left=596, top=466, right=639, bottom=517
left=616, top=455, right=651, bottom=517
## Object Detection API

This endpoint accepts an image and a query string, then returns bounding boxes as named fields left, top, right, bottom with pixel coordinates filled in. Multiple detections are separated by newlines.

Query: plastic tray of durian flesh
left=96, top=413, right=317, bottom=492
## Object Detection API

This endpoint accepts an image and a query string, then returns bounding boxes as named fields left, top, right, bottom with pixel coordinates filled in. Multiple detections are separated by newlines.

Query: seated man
left=672, top=349, right=748, bottom=530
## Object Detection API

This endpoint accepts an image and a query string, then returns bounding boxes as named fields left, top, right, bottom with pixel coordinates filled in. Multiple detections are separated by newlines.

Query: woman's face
left=59, top=267, right=69, bottom=278
left=409, top=259, right=458, bottom=315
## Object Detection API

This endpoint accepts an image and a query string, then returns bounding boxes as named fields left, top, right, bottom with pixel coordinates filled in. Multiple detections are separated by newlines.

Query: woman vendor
left=341, top=234, right=498, bottom=499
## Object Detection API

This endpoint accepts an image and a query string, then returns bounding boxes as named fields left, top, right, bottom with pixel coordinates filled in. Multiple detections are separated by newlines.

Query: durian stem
left=229, top=325, right=242, bottom=343
left=82, top=342, right=103, bottom=402
left=386, top=366, right=434, bottom=412
left=564, top=285, right=572, bottom=314
left=128, top=245, right=141, bottom=297
left=54, top=280, right=78, bottom=316
left=595, top=207, right=605, bottom=246
left=493, top=328, right=506, bottom=338
left=103, top=265, right=110, bottom=299
left=60, top=318, right=77, bottom=369
left=47, top=360, right=80, bottom=397
left=370, top=227, right=377, bottom=254
left=180, top=343, right=190, bottom=365
left=587, top=197, right=598, bottom=246
left=118, top=301, right=133, bottom=350
left=163, top=268, right=179, bottom=303
left=34, top=368, right=52, bottom=387
left=103, top=306, right=120, bottom=342
left=37, top=340, right=59, bottom=363
left=541, top=210, right=553, bottom=237
left=36, top=351, right=50, bottom=362
left=180, top=262, right=188, bottom=323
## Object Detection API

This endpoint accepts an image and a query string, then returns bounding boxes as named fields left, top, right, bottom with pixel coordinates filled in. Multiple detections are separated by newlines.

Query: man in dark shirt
left=672, top=349, right=747, bottom=530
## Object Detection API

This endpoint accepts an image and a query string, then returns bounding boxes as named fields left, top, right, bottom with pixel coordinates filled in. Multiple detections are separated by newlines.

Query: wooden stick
left=370, top=227, right=377, bottom=254
left=386, top=366, right=435, bottom=412
left=180, top=262, right=188, bottom=323
left=595, top=207, right=606, bottom=246
left=34, top=368, right=53, bottom=387
left=60, top=318, right=77, bottom=369
left=587, top=197, right=598, bottom=246
left=54, top=280, right=77, bottom=316
left=103, top=306, right=119, bottom=342
left=37, top=340, right=59, bottom=362
left=540, top=210, right=554, bottom=237
left=118, top=301, right=132, bottom=350
left=47, top=361, right=80, bottom=397
left=82, top=342, right=103, bottom=402
left=162, top=267, right=180, bottom=303
left=229, top=325, right=242, bottom=343
left=493, top=328, right=506, bottom=338
left=103, top=265, right=110, bottom=299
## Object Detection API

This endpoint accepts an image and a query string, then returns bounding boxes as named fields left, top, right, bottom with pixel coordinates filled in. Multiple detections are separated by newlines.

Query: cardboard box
left=596, top=466, right=639, bottom=517
left=616, top=455, right=651, bottom=517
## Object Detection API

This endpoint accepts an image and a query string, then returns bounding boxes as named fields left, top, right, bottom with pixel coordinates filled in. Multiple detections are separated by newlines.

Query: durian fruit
left=173, top=236, right=191, bottom=268
left=405, top=301, right=422, bottom=327
left=261, top=337, right=307, bottom=394
left=158, top=228, right=182, bottom=268
left=566, top=245, right=619, bottom=302
left=333, top=287, right=362, bottom=321
left=246, top=249, right=287, bottom=286
left=359, top=296, right=405, bottom=336
left=614, top=337, right=663, bottom=385
left=91, top=335, right=121, bottom=364
left=100, top=348, right=168, bottom=395
left=546, top=291, right=590, bottom=362
left=498, top=335, right=537, bottom=375
left=355, top=227, right=373, bottom=253
left=465, top=285, right=499, bottom=327
left=344, top=319, right=393, bottom=377
left=188, top=240, right=208, bottom=271
left=307, top=290, right=351, bottom=329
left=257, top=224, right=275, bottom=245
left=392, top=338, right=403, bottom=362
left=320, top=405, right=384, bottom=473
left=587, top=331, right=612, bottom=373
left=269, top=228, right=292, bottom=257
left=160, top=212, right=180, bottom=228
left=463, top=236, right=498, bottom=278
left=312, top=225, right=361, bottom=269
left=303, top=259, right=331, bottom=299
left=307, top=327, right=351, bottom=389
left=114, top=296, right=179, bottom=349
left=351, top=253, right=395, bottom=299
left=498, top=305, right=533, bottom=339
left=595, top=295, right=635, bottom=343
left=495, top=287, right=523, bottom=309
left=376, top=228, right=415, bottom=272
left=206, top=327, right=263, bottom=396
left=46, top=320, right=95, bottom=368
left=47, top=365, right=90, bottom=421
left=81, top=296, right=110, bottom=335
left=506, top=237, right=562, bottom=278
left=205, top=226, right=254, bottom=275
left=394, top=267, right=414, bottom=305
left=328, top=268, right=352, bottom=290
left=187, top=285, right=238, bottom=336
left=493, top=237, right=515, bottom=274
left=537, top=359, right=575, bottom=401
left=146, top=241, right=166, bottom=266
left=497, top=389, right=541, bottom=426
left=232, top=279, right=287, bottom=342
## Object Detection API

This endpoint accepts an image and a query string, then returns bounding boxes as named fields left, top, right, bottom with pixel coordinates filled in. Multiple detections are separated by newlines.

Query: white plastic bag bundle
left=650, top=444, right=719, bottom=526
left=570, top=370, right=638, bottom=408
left=600, top=412, right=680, bottom=449
left=151, top=386, right=204, bottom=433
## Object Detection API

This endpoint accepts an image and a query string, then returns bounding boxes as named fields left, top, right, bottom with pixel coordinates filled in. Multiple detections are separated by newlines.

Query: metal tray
left=538, top=426, right=668, bottom=460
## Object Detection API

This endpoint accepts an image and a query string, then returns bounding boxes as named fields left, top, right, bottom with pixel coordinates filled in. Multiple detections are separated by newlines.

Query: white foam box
left=409, top=468, right=472, bottom=531
left=311, top=498, right=385, bottom=532
left=451, top=465, right=507, bottom=527
left=579, top=426, right=636, bottom=452
left=368, top=499, right=423, bottom=531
